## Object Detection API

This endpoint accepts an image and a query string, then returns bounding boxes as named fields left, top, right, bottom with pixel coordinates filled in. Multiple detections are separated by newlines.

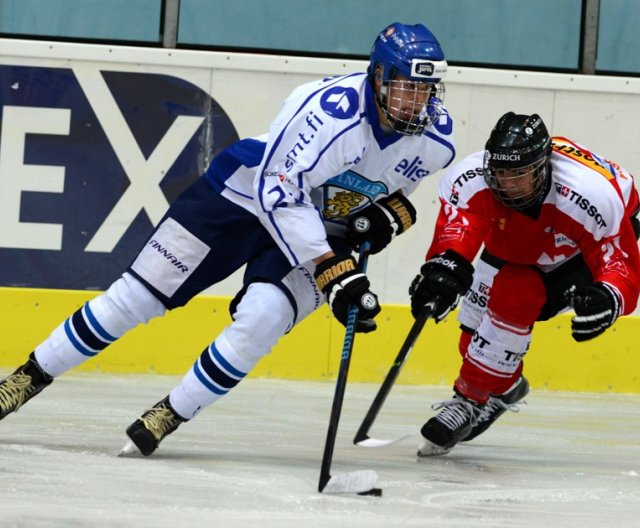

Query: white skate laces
left=0, top=373, right=33, bottom=413
left=431, top=396, right=479, bottom=429
left=139, top=404, right=181, bottom=441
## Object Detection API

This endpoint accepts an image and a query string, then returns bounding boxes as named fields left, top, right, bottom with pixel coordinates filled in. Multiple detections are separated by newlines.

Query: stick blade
left=320, top=469, right=378, bottom=494
left=355, top=433, right=414, bottom=448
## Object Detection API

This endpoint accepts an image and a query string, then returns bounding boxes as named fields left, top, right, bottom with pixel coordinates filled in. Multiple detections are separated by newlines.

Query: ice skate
left=417, top=393, right=479, bottom=456
left=0, top=353, right=53, bottom=420
left=120, top=396, right=186, bottom=456
left=462, top=376, right=529, bottom=442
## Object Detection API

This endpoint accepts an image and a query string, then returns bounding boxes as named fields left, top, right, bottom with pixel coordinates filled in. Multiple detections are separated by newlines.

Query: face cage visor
left=379, top=80, right=445, bottom=136
left=483, top=156, right=549, bottom=211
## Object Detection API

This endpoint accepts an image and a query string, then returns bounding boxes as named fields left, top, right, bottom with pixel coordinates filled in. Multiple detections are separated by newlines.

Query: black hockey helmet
left=483, top=112, right=552, bottom=210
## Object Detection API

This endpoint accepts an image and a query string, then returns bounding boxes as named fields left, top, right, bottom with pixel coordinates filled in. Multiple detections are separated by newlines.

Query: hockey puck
left=358, top=487, right=383, bottom=497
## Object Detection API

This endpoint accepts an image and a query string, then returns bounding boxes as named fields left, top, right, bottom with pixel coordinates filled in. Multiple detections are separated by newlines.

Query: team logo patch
left=321, top=170, right=388, bottom=221
left=320, top=87, right=359, bottom=120
left=324, top=191, right=365, bottom=219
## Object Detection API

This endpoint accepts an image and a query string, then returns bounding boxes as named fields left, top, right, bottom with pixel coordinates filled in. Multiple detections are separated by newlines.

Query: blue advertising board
left=0, top=66, right=239, bottom=290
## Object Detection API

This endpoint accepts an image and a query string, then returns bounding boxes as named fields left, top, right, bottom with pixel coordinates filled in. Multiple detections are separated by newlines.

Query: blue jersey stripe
left=210, top=342, right=247, bottom=378
left=83, top=303, right=117, bottom=342
left=425, top=131, right=456, bottom=167
left=257, top=73, right=365, bottom=214
left=267, top=211, right=299, bottom=265
left=193, top=360, right=227, bottom=395
left=70, top=310, right=107, bottom=352
left=255, top=73, right=366, bottom=263
left=64, top=318, right=98, bottom=357
left=302, top=116, right=365, bottom=174
left=204, top=138, right=266, bottom=193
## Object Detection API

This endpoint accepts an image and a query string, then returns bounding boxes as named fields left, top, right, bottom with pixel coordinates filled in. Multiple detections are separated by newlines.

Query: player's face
left=494, top=167, right=536, bottom=199
left=383, top=75, right=432, bottom=124
left=485, top=156, right=549, bottom=210
left=374, top=68, right=433, bottom=131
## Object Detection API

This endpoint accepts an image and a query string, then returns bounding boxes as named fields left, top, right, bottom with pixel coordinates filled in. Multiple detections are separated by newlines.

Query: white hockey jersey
left=204, top=72, right=455, bottom=265
left=428, top=137, right=640, bottom=314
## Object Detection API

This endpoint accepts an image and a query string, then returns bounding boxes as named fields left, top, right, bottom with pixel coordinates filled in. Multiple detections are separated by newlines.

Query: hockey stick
left=353, top=303, right=433, bottom=448
left=318, top=243, right=382, bottom=496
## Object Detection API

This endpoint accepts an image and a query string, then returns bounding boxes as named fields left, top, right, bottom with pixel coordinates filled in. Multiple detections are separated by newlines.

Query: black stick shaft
left=353, top=305, right=430, bottom=444
left=318, top=304, right=359, bottom=491
left=318, top=245, right=370, bottom=492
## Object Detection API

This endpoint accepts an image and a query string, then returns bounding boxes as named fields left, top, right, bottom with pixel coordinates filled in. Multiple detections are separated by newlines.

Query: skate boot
left=0, top=352, right=53, bottom=420
left=418, top=392, right=480, bottom=457
left=124, top=396, right=186, bottom=456
left=462, top=376, right=529, bottom=442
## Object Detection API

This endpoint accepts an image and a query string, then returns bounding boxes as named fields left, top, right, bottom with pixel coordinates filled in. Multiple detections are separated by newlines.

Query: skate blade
left=417, top=439, right=452, bottom=457
left=118, top=440, right=141, bottom=457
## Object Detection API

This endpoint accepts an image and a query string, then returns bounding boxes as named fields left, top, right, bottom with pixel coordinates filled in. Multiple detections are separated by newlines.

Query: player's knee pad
left=488, top=264, right=546, bottom=327
left=457, top=312, right=531, bottom=402
left=89, top=272, right=166, bottom=336
left=458, top=265, right=538, bottom=403
left=222, top=282, right=295, bottom=365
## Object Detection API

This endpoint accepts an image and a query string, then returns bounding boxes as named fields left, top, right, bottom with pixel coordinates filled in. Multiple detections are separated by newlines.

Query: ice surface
left=0, top=372, right=638, bottom=527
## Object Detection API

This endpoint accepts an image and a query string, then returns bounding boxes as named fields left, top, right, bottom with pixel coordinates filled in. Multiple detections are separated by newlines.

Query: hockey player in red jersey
left=409, top=111, right=640, bottom=456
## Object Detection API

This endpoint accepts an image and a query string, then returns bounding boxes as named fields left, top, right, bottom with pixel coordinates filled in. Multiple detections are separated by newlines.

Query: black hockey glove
left=409, top=250, right=474, bottom=322
left=565, top=283, right=620, bottom=342
left=315, top=254, right=381, bottom=333
left=347, top=192, right=417, bottom=255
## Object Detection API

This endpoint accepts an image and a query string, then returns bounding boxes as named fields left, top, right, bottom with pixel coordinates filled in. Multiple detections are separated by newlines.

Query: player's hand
left=565, top=283, right=620, bottom=342
left=409, top=250, right=474, bottom=322
left=314, top=255, right=380, bottom=333
left=347, top=192, right=416, bottom=254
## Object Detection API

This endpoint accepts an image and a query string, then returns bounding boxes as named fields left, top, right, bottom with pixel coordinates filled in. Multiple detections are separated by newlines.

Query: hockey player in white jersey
left=409, top=112, right=640, bottom=456
left=0, top=22, right=455, bottom=456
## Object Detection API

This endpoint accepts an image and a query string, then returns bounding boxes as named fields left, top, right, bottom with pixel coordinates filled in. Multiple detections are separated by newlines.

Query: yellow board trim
left=1, top=287, right=638, bottom=393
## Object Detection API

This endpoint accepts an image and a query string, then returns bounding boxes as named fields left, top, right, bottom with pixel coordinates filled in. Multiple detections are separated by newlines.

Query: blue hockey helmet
left=369, top=22, right=447, bottom=83
left=369, top=23, right=448, bottom=135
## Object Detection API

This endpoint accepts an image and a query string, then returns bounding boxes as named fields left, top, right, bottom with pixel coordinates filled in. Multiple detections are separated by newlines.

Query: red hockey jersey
left=427, top=137, right=640, bottom=314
